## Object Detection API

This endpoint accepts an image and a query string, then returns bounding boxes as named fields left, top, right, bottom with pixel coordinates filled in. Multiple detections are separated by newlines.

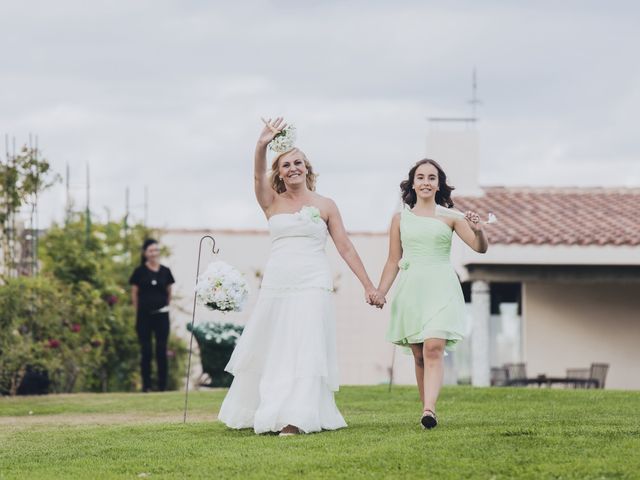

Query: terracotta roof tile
left=454, top=187, right=640, bottom=246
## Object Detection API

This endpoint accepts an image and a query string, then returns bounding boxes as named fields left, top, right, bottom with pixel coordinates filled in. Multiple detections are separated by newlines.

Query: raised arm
left=453, top=211, right=489, bottom=253
left=377, top=212, right=402, bottom=300
left=325, top=199, right=378, bottom=305
left=254, top=117, right=286, bottom=213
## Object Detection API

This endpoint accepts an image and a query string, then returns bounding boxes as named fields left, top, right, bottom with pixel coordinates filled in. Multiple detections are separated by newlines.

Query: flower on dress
left=298, top=206, right=322, bottom=224
left=398, top=259, right=410, bottom=270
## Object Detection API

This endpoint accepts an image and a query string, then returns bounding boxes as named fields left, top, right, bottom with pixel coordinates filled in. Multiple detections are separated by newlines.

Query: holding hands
left=365, top=286, right=386, bottom=309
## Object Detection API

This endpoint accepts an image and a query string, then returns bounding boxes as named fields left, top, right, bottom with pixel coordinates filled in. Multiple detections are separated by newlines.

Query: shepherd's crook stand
left=183, top=235, right=219, bottom=424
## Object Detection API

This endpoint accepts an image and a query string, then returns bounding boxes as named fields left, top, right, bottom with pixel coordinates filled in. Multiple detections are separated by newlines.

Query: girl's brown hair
left=400, top=159, right=455, bottom=208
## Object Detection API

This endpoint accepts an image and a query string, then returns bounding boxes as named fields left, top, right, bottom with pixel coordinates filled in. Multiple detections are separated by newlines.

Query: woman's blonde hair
left=269, top=148, right=317, bottom=194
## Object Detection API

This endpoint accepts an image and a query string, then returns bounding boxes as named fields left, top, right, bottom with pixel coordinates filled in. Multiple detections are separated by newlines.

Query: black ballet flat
left=421, top=409, right=438, bottom=429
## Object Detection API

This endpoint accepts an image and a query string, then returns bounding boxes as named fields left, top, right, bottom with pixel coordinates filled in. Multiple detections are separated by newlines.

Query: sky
left=1, top=0, right=639, bottom=232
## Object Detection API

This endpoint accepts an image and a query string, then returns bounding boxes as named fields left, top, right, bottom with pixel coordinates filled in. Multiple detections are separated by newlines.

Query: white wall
left=523, top=282, right=640, bottom=390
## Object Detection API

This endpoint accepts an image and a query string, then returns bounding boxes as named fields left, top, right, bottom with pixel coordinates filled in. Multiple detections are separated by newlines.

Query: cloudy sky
left=2, top=0, right=639, bottom=232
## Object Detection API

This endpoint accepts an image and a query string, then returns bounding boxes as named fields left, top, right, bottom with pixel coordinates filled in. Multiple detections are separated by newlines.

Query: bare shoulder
left=435, top=206, right=462, bottom=229
left=313, top=193, right=337, bottom=213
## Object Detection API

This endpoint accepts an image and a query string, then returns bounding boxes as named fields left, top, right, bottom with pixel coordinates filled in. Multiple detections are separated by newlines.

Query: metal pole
left=144, top=185, right=148, bottom=228
left=124, top=187, right=130, bottom=261
left=2, top=135, right=7, bottom=276
left=85, top=163, right=91, bottom=246
left=32, top=136, right=40, bottom=276
left=388, top=346, right=396, bottom=393
left=11, top=137, right=16, bottom=277
left=65, top=163, right=71, bottom=224
left=468, top=67, right=482, bottom=121
left=183, top=235, right=219, bottom=424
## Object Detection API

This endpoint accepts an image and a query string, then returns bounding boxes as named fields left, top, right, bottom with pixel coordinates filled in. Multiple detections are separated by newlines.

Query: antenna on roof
left=467, top=67, right=482, bottom=120
left=427, top=68, right=481, bottom=127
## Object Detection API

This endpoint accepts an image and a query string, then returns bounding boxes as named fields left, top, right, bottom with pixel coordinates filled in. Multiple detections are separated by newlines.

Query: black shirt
left=129, top=264, right=175, bottom=314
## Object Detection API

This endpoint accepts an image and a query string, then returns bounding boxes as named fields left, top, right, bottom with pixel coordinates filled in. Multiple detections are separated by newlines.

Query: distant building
left=455, top=187, right=640, bottom=390
left=437, top=118, right=639, bottom=389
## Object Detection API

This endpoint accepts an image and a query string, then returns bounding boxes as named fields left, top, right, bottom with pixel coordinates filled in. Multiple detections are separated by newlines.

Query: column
left=471, top=280, right=491, bottom=387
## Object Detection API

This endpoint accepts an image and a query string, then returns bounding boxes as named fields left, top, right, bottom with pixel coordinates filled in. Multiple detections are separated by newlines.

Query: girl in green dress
left=376, top=159, right=488, bottom=429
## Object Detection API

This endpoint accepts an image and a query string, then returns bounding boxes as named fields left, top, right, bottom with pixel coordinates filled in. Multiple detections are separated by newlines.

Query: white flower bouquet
left=435, top=205, right=497, bottom=224
left=269, top=124, right=297, bottom=153
left=195, top=261, right=249, bottom=312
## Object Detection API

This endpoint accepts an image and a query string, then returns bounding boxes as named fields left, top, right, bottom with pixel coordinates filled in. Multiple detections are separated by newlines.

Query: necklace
left=147, top=264, right=160, bottom=286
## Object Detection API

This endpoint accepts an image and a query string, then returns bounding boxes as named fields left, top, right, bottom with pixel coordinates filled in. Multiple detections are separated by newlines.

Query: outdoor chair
left=490, top=367, right=509, bottom=386
left=504, top=362, right=528, bottom=386
left=588, top=363, right=609, bottom=389
left=565, top=368, right=590, bottom=388
left=565, top=363, right=609, bottom=389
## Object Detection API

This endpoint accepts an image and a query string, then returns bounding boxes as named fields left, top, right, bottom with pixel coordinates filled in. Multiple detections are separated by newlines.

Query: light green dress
left=386, top=208, right=468, bottom=350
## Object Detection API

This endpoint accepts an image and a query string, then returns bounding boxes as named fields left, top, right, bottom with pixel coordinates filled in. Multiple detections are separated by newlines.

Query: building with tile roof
left=456, top=187, right=640, bottom=247
left=446, top=186, right=640, bottom=390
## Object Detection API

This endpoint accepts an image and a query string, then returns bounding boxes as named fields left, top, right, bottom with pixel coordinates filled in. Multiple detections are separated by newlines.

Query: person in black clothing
left=129, top=239, right=175, bottom=392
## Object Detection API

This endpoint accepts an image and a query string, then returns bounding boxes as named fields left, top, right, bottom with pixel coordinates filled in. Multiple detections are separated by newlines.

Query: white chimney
left=426, top=119, right=483, bottom=197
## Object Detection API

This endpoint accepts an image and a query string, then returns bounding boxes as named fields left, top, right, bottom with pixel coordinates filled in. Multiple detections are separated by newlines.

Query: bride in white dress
left=218, top=117, right=382, bottom=435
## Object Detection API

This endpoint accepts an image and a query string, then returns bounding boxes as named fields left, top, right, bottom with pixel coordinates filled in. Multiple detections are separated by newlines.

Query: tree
left=0, top=144, right=59, bottom=278
left=38, top=213, right=154, bottom=392
left=0, top=213, right=186, bottom=395
left=0, top=147, right=186, bottom=395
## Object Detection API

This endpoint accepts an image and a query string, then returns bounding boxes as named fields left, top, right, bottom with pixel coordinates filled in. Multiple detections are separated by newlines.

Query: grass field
left=1, top=386, right=639, bottom=479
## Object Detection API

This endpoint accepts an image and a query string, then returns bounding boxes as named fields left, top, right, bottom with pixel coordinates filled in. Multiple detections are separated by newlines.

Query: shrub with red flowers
left=0, top=214, right=186, bottom=395
left=104, top=294, right=118, bottom=307
left=0, top=276, right=77, bottom=394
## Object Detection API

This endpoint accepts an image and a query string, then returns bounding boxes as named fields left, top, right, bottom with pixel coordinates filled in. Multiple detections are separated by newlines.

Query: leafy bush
left=0, top=276, right=92, bottom=394
left=0, top=213, right=187, bottom=395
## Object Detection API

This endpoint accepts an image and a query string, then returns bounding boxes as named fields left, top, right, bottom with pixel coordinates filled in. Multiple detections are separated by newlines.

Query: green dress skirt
left=386, top=208, right=468, bottom=350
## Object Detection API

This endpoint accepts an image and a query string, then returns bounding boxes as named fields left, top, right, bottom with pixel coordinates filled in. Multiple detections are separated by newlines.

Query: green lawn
left=1, top=386, right=639, bottom=479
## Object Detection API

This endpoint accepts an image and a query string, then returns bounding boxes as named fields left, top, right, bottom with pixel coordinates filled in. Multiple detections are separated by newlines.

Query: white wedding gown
left=218, top=206, right=347, bottom=434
